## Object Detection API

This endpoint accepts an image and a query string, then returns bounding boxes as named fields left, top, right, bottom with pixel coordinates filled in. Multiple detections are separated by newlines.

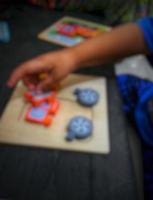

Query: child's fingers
left=36, top=76, right=54, bottom=91
left=7, top=58, right=49, bottom=88
left=23, top=76, right=38, bottom=90
left=7, top=65, right=29, bottom=87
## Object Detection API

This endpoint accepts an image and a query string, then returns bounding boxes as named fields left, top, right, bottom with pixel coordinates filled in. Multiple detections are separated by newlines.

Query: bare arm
left=7, top=23, right=148, bottom=90
left=70, top=23, right=148, bottom=68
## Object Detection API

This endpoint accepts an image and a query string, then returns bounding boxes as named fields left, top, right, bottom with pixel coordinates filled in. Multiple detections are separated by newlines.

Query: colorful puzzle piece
left=24, top=90, right=56, bottom=106
left=26, top=105, right=52, bottom=126
left=66, top=116, right=93, bottom=141
left=56, top=23, right=77, bottom=37
left=76, top=26, right=101, bottom=38
left=74, top=88, right=99, bottom=107
left=56, top=22, right=102, bottom=38
left=24, top=89, right=60, bottom=126
left=25, top=100, right=60, bottom=126
left=37, top=101, right=60, bottom=115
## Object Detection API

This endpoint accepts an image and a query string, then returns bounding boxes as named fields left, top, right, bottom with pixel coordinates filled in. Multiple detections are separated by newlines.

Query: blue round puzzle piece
left=66, top=116, right=93, bottom=141
left=74, top=88, right=99, bottom=107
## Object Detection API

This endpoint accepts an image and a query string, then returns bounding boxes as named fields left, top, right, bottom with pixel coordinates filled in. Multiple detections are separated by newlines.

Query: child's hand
left=7, top=49, right=77, bottom=91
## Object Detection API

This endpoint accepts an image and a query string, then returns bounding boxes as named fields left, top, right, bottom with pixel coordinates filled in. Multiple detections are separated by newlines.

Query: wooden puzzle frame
left=38, top=16, right=110, bottom=46
left=0, top=74, right=110, bottom=154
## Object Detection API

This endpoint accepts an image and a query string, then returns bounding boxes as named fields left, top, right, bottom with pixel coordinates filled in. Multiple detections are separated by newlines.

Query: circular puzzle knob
left=66, top=116, right=93, bottom=141
left=74, top=88, right=99, bottom=107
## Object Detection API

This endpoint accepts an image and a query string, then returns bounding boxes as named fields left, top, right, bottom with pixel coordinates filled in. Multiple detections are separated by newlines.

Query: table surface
left=0, top=4, right=138, bottom=200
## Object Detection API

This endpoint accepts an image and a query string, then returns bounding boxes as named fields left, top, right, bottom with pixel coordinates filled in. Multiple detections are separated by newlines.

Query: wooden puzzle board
left=0, top=74, right=110, bottom=154
left=38, top=16, right=110, bottom=47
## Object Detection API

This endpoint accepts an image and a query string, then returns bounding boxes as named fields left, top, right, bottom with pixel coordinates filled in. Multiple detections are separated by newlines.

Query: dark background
left=0, top=2, right=142, bottom=200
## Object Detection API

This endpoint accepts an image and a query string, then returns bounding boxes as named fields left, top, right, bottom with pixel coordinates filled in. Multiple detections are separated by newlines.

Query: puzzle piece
left=24, top=90, right=56, bottom=106
left=40, top=101, right=60, bottom=115
left=25, top=99, right=59, bottom=125
left=74, top=88, right=99, bottom=107
left=56, top=23, right=77, bottom=37
left=76, top=26, right=101, bottom=38
left=24, top=89, right=60, bottom=126
left=56, top=22, right=101, bottom=38
left=25, top=105, right=52, bottom=126
left=66, top=116, right=93, bottom=141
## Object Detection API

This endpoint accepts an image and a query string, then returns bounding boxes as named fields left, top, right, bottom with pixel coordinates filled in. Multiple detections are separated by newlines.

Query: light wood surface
left=0, top=74, right=110, bottom=154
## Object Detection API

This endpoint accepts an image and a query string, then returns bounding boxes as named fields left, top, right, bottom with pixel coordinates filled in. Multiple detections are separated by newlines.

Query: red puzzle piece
left=24, top=91, right=56, bottom=106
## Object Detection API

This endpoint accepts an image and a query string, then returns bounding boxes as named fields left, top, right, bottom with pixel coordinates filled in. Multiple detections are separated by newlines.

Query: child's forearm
left=7, top=22, right=149, bottom=89
left=70, top=23, right=148, bottom=68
